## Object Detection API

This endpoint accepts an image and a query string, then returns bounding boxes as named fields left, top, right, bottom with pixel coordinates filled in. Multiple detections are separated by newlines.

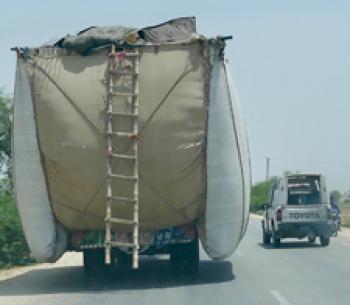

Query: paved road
left=1, top=216, right=349, bottom=305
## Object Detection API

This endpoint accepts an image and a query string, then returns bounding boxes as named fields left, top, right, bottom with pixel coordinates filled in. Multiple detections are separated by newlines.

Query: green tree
left=250, top=177, right=278, bottom=211
left=0, top=90, right=11, bottom=178
left=330, top=190, right=342, bottom=202
left=0, top=189, right=34, bottom=268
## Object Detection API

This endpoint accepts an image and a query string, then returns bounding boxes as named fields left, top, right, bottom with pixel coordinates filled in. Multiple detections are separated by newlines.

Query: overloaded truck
left=262, top=173, right=336, bottom=247
left=12, top=17, right=251, bottom=274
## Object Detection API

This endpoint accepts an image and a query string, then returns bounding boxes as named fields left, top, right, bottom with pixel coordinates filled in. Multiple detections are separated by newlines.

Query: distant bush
left=340, top=201, right=350, bottom=227
left=250, top=177, right=277, bottom=212
left=0, top=184, right=35, bottom=268
left=342, top=199, right=350, bottom=206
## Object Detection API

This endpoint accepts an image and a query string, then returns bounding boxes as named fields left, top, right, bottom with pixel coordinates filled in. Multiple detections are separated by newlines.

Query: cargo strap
left=105, top=45, right=140, bottom=269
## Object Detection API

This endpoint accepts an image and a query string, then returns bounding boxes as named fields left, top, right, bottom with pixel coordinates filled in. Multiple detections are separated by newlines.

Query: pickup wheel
left=320, top=235, right=330, bottom=247
left=263, top=228, right=271, bottom=245
left=308, top=236, right=316, bottom=244
left=272, top=227, right=281, bottom=247
left=170, top=239, right=199, bottom=274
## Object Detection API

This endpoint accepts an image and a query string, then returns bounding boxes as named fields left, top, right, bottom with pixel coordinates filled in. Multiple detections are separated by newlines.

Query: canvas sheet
left=13, top=61, right=67, bottom=262
left=20, top=42, right=207, bottom=232
left=201, top=47, right=251, bottom=260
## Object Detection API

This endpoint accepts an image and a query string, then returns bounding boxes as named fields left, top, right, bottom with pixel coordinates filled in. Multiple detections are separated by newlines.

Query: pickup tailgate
left=281, top=205, right=328, bottom=223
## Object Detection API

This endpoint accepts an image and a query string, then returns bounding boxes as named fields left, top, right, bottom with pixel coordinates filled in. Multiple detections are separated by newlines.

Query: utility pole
left=266, top=157, right=270, bottom=181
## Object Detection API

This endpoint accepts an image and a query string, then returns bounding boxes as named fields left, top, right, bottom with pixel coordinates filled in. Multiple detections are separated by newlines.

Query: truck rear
left=12, top=17, right=251, bottom=275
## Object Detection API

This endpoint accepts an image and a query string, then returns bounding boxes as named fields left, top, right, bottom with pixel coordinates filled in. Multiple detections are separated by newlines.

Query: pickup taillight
left=276, top=208, right=282, bottom=221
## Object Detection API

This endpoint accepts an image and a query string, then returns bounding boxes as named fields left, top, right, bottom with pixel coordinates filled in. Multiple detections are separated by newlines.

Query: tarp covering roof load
left=138, top=16, right=196, bottom=42
left=55, top=17, right=197, bottom=55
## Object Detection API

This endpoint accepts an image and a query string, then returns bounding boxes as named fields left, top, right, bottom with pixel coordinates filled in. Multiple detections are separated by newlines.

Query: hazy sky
left=1, top=0, right=349, bottom=191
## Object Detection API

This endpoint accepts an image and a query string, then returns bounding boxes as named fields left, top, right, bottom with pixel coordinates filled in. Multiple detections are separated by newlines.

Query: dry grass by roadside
left=340, top=205, right=350, bottom=227
left=0, top=252, right=80, bottom=282
left=0, top=264, right=38, bottom=281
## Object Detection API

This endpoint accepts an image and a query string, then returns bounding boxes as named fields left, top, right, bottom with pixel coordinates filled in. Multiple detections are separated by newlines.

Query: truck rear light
left=276, top=208, right=282, bottom=222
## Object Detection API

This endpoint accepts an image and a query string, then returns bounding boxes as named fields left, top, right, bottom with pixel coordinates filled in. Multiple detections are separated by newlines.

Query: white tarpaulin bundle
left=13, top=17, right=251, bottom=262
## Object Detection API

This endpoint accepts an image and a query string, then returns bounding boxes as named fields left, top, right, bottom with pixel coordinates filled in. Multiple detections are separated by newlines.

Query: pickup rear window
left=287, top=176, right=321, bottom=205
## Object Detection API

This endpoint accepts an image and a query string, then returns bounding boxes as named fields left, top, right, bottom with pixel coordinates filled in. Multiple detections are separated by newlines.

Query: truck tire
left=115, top=250, right=132, bottom=272
left=272, top=227, right=281, bottom=247
left=170, top=239, right=199, bottom=274
left=263, top=228, right=271, bottom=245
left=83, top=249, right=105, bottom=276
left=320, top=235, right=330, bottom=247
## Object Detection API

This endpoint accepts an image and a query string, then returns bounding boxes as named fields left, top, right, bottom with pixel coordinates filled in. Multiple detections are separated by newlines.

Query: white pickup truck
left=262, top=173, right=335, bottom=247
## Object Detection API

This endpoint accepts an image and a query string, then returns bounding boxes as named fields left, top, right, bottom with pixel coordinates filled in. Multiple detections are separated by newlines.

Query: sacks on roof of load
left=55, top=17, right=197, bottom=55
left=12, top=17, right=250, bottom=263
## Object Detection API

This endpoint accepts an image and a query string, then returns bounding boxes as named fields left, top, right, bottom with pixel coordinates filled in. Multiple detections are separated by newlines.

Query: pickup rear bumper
left=276, top=221, right=335, bottom=239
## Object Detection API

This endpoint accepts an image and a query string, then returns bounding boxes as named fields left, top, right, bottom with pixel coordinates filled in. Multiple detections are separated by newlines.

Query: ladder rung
left=109, top=91, right=136, bottom=97
left=110, top=52, right=139, bottom=58
left=111, top=153, right=136, bottom=160
left=109, top=241, right=137, bottom=248
left=106, top=131, right=135, bottom=138
left=109, top=173, right=138, bottom=181
left=105, top=217, right=136, bottom=225
left=108, top=195, right=137, bottom=203
left=125, top=52, right=140, bottom=57
left=110, top=70, right=138, bottom=76
left=107, top=111, right=137, bottom=118
left=123, top=52, right=139, bottom=57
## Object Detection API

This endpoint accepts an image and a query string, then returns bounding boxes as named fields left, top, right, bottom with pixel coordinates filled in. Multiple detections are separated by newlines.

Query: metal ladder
left=105, top=44, right=140, bottom=269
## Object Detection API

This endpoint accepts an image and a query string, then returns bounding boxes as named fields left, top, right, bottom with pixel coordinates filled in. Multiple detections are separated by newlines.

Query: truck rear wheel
left=115, top=250, right=132, bottom=272
left=320, top=235, right=330, bottom=247
left=170, top=239, right=199, bottom=274
left=83, top=249, right=105, bottom=276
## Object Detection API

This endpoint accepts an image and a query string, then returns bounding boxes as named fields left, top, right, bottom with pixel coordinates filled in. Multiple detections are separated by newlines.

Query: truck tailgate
left=281, top=205, right=328, bottom=223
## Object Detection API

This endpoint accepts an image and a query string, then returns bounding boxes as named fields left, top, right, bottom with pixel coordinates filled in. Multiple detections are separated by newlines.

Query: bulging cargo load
left=12, top=17, right=251, bottom=271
